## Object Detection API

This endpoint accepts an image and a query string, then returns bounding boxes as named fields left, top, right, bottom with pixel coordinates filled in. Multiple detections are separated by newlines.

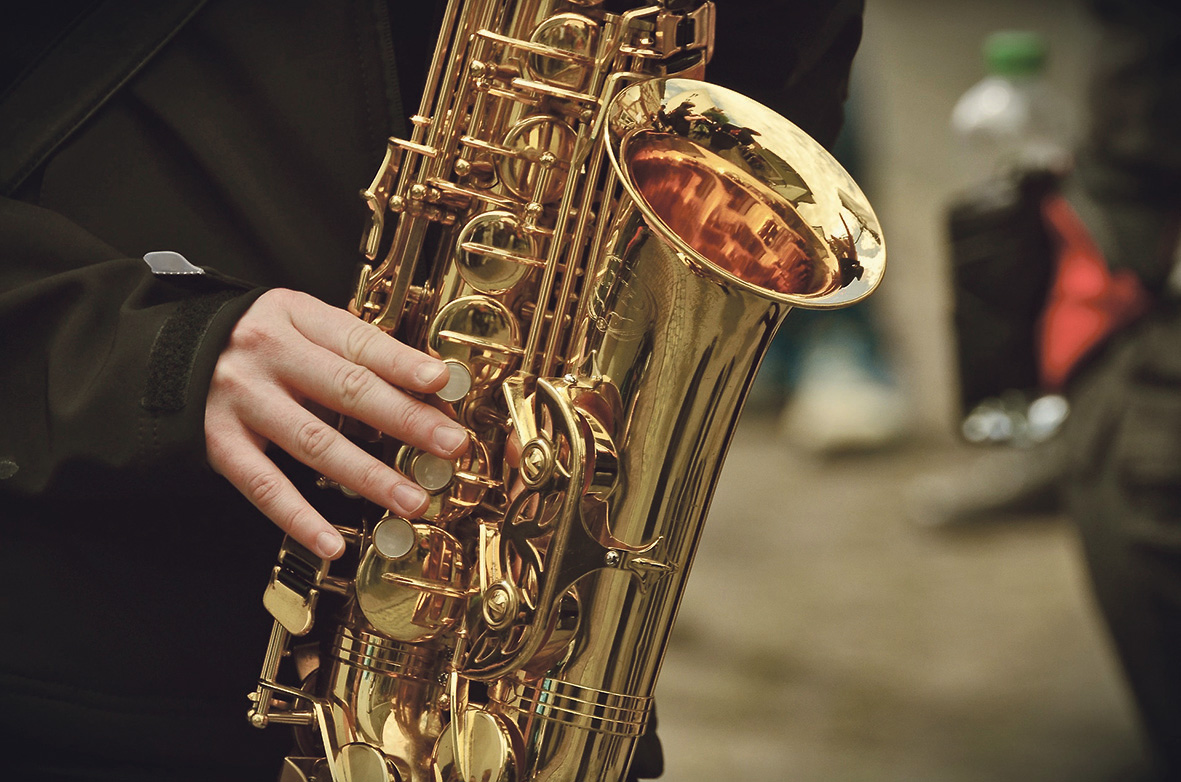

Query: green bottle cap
left=983, top=31, right=1047, bottom=77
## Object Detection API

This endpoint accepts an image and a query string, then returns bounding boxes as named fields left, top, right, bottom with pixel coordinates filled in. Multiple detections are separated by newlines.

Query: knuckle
left=228, top=318, right=276, bottom=354
left=393, top=399, right=434, bottom=438
left=209, top=360, right=249, bottom=397
left=294, top=418, right=336, bottom=459
left=334, top=363, right=379, bottom=412
left=207, top=362, right=234, bottom=396
left=355, top=458, right=392, bottom=495
left=264, top=287, right=303, bottom=310
left=344, top=321, right=382, bottom=362
left=244, top=469, right=285, bottom=509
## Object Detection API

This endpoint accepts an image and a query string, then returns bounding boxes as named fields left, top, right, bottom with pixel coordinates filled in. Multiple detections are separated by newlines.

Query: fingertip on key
left=316, top=530, right=345, bottom=559
left=394, top=483, right=430, bottom=516
left=415, top=361, right=449, bottom=388
left=434, top=424, right=468, bottom=454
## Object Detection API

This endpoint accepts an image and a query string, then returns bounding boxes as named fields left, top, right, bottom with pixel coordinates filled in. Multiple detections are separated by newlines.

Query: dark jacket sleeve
left=0, top=0, right=402, bottom=512
left=0, top=196, right=265, bottom=504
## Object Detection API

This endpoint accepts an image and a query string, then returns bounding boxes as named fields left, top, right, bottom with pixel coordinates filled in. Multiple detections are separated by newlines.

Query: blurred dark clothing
left=1070, top=0, right=1181, bottom=292
left=1064, top=2, right=1181, bottom=780
left=0, top=1, right=863, bottom=779
left=709, top=0, right=862, bottom=150
left=2, top=2, right=401, bottom=778
left=1067, top=302, right=1181, bottom=779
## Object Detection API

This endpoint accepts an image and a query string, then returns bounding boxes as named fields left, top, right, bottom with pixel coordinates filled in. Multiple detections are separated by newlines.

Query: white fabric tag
left=143, top=250, right=204, bottom=275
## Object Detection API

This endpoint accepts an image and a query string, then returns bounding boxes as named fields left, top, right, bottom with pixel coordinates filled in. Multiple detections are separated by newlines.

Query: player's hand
left=204, top=289, right=468, bottom=559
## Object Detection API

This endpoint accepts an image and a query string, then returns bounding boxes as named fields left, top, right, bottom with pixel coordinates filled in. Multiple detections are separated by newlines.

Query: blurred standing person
left=907, top=30, right=1077, bottom=529
left=1054, top=1, right=1181, bottom=777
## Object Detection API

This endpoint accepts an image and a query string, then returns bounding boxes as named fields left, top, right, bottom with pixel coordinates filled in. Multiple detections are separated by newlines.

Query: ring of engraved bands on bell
left=332, top=626, right=443, bottom=684
left=491, top=678, right=652, bottom=738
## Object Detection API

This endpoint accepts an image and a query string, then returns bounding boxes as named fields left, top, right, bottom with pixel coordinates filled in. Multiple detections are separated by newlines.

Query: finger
left=244, top=396, right=431, bottom=518
left=209, top=426, right=346, bottom=559
left=283, top=291, right=450, bottom=394
left=285, top=341, right=470, bottom=460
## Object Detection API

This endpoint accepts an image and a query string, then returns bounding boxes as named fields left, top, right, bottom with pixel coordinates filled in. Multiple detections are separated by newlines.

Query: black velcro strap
left=0, top=0, right=208, bottom=196
left=141, top=288, right=241, bottom=412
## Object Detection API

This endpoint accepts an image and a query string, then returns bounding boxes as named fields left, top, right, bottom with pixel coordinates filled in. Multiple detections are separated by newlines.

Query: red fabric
left=1038, top=194, right=1150, bottom=390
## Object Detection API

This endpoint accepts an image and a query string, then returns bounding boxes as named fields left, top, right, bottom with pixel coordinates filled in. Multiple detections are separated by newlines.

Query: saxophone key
left=356, top=518, right=468, bottom=643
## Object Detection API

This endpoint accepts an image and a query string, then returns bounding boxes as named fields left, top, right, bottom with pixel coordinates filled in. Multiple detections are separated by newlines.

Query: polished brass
left=251, top=2, right=883, bottom=781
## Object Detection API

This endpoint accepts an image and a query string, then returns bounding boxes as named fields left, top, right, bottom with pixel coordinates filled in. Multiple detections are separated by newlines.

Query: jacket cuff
left=135, top=267, right=268, bottom=489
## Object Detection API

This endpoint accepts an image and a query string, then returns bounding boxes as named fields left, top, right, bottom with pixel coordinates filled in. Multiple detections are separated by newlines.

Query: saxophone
left=248, top=2, right=884, bottom=780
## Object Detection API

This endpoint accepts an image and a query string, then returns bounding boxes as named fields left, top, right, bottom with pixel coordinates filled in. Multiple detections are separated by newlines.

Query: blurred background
left=653, top=1, right=1158, bottom=780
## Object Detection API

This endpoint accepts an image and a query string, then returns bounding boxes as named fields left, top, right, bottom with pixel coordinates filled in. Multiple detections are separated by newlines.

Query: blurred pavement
left=654, top=414, right=1153, bottom=782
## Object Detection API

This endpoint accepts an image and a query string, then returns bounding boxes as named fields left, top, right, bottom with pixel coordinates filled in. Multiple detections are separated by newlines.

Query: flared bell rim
left=604, top=77, right=885, bottom=309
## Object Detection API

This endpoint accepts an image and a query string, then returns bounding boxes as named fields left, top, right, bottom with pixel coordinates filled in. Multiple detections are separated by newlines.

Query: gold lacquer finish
left=250, top=2, right=883, bottom=781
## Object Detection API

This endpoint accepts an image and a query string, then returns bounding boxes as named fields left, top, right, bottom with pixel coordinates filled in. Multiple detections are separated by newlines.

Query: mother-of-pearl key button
left=412, top=452, right=455, bottom=492
left=437, top=359, right=473, bottom=402
left=373, top=516, right=417, bottom=560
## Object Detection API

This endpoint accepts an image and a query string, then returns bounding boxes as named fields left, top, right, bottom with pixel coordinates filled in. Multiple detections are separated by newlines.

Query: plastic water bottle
left=947, top=31, right=1073, bottom=445
left=950, top=30, right=1073, bottom=190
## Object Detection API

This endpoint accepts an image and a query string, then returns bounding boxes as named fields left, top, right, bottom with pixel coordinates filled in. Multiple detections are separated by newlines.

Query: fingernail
left=316, top=531, right=344, bottom=559
left=415, top=362, right=448, bottom=386
left=394, top=483, right=429, bottom=514
left=434, top=424, right=468, bottom=453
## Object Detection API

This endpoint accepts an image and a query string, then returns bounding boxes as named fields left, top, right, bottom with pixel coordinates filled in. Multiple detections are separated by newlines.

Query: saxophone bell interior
left=606, top=77, right=884, bottom=309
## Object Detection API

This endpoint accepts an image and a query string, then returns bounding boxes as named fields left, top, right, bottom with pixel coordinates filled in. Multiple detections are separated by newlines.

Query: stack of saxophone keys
left=247, top=0, right=884, bottom=780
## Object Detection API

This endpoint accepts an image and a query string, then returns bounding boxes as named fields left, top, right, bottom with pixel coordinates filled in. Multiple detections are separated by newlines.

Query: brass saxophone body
left=248, top=2, right=884, bottom=780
